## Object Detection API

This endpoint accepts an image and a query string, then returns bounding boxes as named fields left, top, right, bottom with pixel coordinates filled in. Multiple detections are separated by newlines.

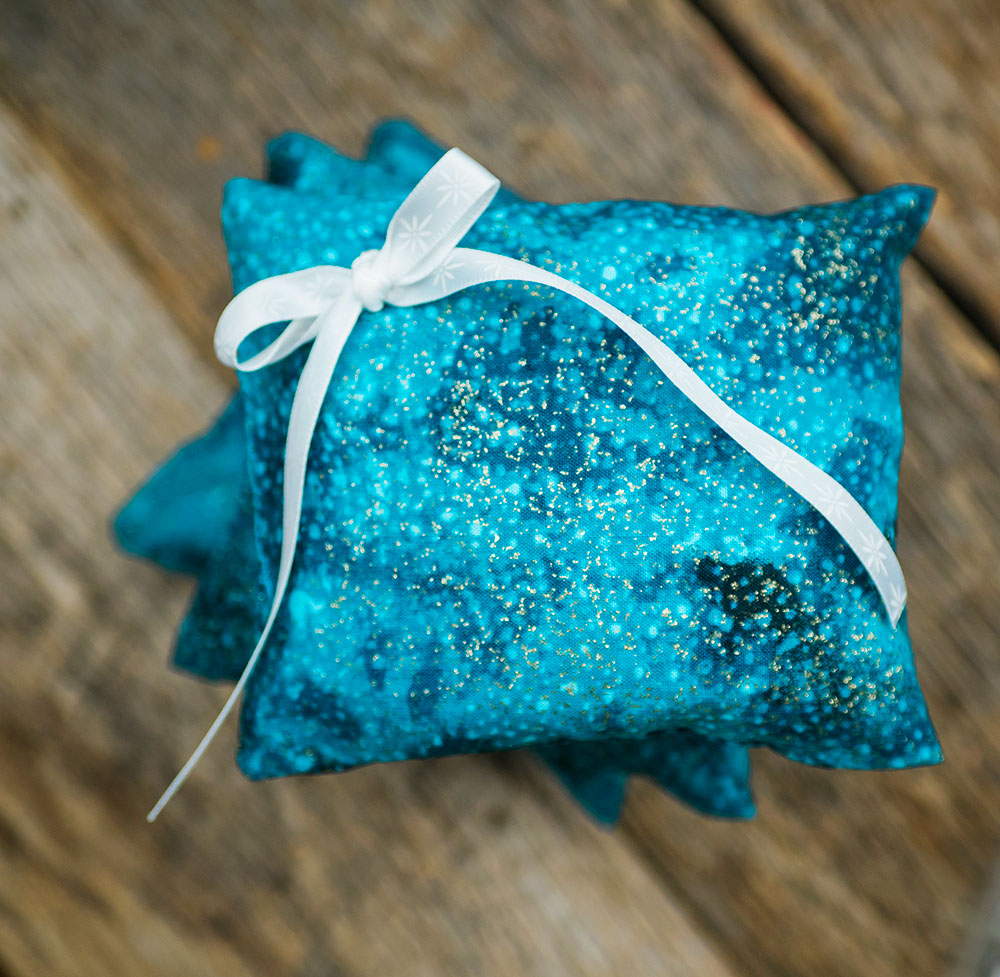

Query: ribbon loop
left=381, top=148, right=500, bottom=286
left=147, top=146, right=907, bottom=821
left=214, top=265, right=351, bottom=370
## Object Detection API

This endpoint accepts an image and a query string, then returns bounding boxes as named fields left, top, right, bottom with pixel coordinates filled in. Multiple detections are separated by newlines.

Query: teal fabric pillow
left=116, top=122, right=755, bottom=822
left=226, top=133, right=939, bottom=778
left=114, top=395, right=245, bottom=575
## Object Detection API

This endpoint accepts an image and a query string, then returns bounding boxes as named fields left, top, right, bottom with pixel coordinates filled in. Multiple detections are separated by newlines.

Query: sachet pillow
left=114, top=395, right=245, bottom=575
left=224, top=135, right=940, bottom=779
left=116, top=122, right=754, bottom=821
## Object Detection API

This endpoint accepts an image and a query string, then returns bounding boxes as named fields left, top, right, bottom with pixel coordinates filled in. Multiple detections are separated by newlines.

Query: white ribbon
left=147, top=148, right=906, bottom=820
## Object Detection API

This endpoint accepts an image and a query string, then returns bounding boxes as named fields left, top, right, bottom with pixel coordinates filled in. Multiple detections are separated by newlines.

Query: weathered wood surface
left=2, top=1, right=1000, bottom=975
left=695, top=0, right=1000, bottom=341
left=0, top=110, right=738, bottom=977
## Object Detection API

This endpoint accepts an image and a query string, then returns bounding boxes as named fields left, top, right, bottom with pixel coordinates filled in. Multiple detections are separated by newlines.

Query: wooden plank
left=0, top=0, right=943, bottom=357
left=0, top=108, right=738, bottom=977
left=2, top=1, right=1000, bottom=975
left=693, top=0, right=1000, bottom=339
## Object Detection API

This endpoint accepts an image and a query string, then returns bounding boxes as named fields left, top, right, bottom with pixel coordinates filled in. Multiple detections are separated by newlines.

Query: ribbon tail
left=435, top=249, right=906, bottom=625
left=148, top=293, right=364, bottom=821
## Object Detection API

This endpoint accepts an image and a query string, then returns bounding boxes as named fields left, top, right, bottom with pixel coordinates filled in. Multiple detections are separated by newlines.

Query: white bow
left=148, top=148, right=906, bottom=820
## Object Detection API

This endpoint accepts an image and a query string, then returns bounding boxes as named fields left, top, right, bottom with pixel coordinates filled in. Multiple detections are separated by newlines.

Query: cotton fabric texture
left=117, top=119, right=940, bottom=820
left=118, top=122, right=754, bottom=822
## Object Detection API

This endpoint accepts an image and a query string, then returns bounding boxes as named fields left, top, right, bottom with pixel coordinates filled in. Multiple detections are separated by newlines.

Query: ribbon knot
left=148, top=146, right=908, bottom=821
left=350, top=249, right=390, bottom=312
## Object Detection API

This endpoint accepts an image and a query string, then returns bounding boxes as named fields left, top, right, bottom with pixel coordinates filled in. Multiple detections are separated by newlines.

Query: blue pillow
left=116, top=122, right=754, bottom=822
left=114, top=395, right=245, bottom=575
left=225, top=134, right=939, bottom=778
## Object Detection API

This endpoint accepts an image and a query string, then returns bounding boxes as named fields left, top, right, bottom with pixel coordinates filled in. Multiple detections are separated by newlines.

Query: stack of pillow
left=116, top=119, right=939, bottom=823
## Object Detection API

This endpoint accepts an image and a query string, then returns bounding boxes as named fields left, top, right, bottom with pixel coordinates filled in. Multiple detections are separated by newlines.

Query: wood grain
left=0, top=109, right=737, bottom=977
left=0, top=0, right=916, bottom=359
left=1, top=1, right=999, bottom=975
left=694, top=0, right=1000, bottom=340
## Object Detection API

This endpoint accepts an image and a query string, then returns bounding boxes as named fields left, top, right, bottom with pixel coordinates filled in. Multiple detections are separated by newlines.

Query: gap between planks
left=684, top=0, right=1000, bottom=354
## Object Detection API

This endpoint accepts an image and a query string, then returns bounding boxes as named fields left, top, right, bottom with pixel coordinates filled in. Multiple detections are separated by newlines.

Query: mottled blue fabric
left=541, top=728, right=752, bottom=823
left=115, top=122, right=755, bottom=821
left=114, top=396, right=245, bottom=575
left=224, top=131, right=939, bottom=779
